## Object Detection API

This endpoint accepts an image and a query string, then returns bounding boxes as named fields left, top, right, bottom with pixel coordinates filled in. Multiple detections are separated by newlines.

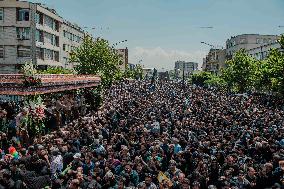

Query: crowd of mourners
left=0, top=80, right=284, bottom=189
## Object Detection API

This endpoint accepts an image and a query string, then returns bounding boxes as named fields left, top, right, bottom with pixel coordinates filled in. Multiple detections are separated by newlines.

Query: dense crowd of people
left=0, top=80, right=284, bottom=189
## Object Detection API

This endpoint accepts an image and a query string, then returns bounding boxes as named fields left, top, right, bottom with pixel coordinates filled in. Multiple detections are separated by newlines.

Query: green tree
left=204, top=74, right=226, bottom=89
left=123, top=66, right=135, bottom=79
left=262, top=48, right=284, bottom=95
left=133, top=64, right=143, bottom=80
left=38, top=66, right=76, bottom=74
left=278, top=34, right=284, bottom=49
left=190, top=71, right=212, bottom=86
left=69, top=36, right=122, bottom=88
left=221, top=49, right=257, bottom=93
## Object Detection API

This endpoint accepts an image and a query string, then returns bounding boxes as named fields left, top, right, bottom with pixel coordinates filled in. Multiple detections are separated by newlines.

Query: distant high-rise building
left=174, top=61, right=198, bottom=78
left=117, top=47, right=128, bottom=72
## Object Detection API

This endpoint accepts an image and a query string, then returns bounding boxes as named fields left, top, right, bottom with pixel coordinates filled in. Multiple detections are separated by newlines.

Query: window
left=45, top=49, right=54, bottom=60
left=63, top=57, right=68, bottom=66
left=44, top=15, right=54, bottom=29
left=0, top=8, right=3, bottom=21
left=55, top=36, right=59, bottom=47
left=0, top=26, right=3, bottom=38
left=36, top=30, right=44, bottom=42
left=0, top=46, right=4, bottom=58
left=263, top=51, right=267, bottom=59
left=45, top=32, right=53, bottom=45
left=63, top=44, right=66, bottom=51
left=17, top=9, right=29, bottom=21
left=16, top=27, right=30, bottom=40
left=54, top=21, right=59, bottom=31
left=263, top=39, right=267, bottom=44
left=17, top=46, right=31, bottom=57
left=35, top=12, right=43, bottom=25
left=256, top=38, right=263, bottom=44
left=63, top=30, right=66, bottom=37
left=54, top=51, right=59, bottom=62
left=36, top=47, right=44, bottom=60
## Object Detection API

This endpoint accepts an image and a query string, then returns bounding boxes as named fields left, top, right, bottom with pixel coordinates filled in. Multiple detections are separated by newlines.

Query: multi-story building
left=61, top=20, right=84, bottom=69
left=0, top=0, right=85, bottom=73
left=247, top=42, right=281, bottom=60
left=174, top=61, right=198, bottom=78
left=117, top=47, right=128, bottom=72
left=202, top=49, right=226, bottom=74
left=226, top=34, right=279, bottom=60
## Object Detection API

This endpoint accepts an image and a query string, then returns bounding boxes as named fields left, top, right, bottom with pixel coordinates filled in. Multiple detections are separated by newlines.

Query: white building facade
left=226, top=34, right=279, bottom=60
left=247, top=42, right=281, bottom=60
left=0, top=0, right=85, bottom=73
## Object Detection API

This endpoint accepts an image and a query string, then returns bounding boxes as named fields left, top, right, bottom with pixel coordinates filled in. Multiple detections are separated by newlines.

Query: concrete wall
left=226, top=34, right=279, bottom=58
left=60, top=21, right=84, bottom=69
left=247, top=42, right=281, bottom=60
left=0, top=1, right=32, bottom=73
left=0, top=0, right=81, bottom=73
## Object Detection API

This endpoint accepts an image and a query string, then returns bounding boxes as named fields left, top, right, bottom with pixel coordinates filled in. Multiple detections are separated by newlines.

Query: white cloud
left=129, top=46, right=206, bottom=70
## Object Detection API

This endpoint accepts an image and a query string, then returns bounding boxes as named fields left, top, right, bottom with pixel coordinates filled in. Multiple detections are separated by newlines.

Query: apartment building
left=0, top=0, right=85, bottom=73
left=202, top=49, right=226, bottom=74
left=61, top=20, right=84, bottom=69
left=247, top=42, right=281, bottom=60
left=226, top=34, right=279, bottom=60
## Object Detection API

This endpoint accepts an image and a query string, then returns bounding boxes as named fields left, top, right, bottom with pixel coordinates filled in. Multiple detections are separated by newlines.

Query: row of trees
left=191, top=35, right=284, bottom=95
left=69, top=36, right=143, bottom=88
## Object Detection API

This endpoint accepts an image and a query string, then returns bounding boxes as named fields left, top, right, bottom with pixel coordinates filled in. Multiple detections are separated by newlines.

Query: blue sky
left=31, top=0, right=284, bottom=70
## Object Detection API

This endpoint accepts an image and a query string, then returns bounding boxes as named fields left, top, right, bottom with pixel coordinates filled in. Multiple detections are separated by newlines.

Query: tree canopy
left=69, top=36, right=123, bottom=87
left=191, top=34, right=284, bottom=96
